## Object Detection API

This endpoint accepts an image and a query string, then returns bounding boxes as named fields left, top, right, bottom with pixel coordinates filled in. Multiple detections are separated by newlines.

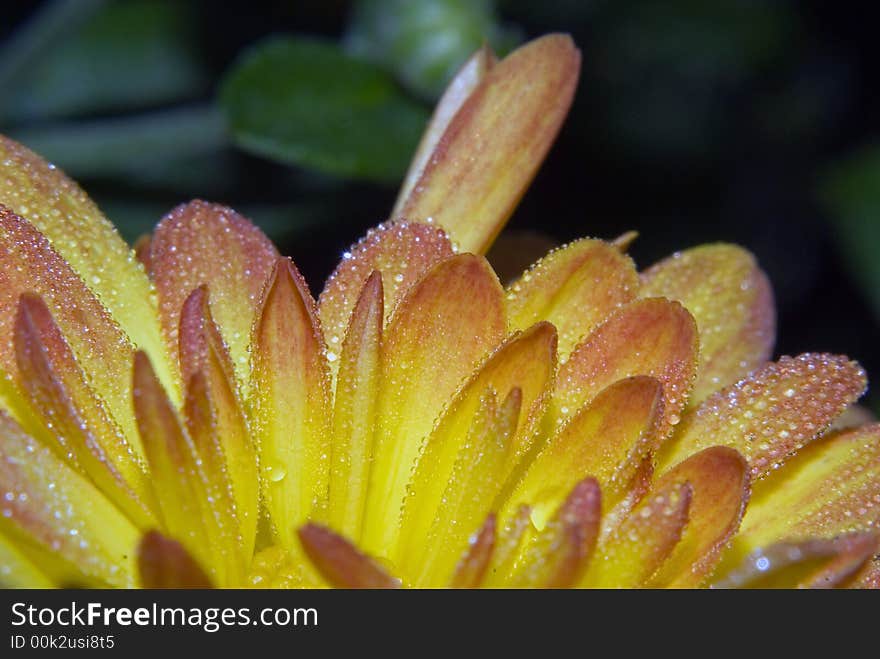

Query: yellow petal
left=502, top=376, right=663, bottom=530
left=640, top=244, right=775, bottom=403
left=318, top=220, right=454, bottom=368
left=553, top=298, right=698, bottom=440
left=0, top=411, right=139, bottom=587
left=647, top=447, right=750, bottom=587
left=0, top=136, right=175, bottom=397
left=395, top=34, right=581, bottom=254
left=506, top=239, right=639, bottom=357
left=399, top=322, right=556, bottom=559
left=483, top=504, right=532, bottom=587
left=0, top=207, right=143, bottom=454
left=0, top=531, right=54, bottom=587
left=179, top=286, right=258, bottom=559
left=509, top=478, right=602, bottom=588
left=581, top=481, right=691, bottom=588
left=449, top=514, right=496, bottom=588
left=361, top=254, right=505, bottom=555
left=298, top=523, right=401, bottom=588
left=150, top=201, right=279, bottom=393
left=327, top=272, right=383, bottom=541
left=137, top=530, right=213, bottom=588
left=13, top=293, right=156, bottom=528
left=726, top=423, right=880, bottom=566
left=659, top=354, right=868, bottom=479
left=393, top=46, right=496, bottom=215
left=251, top=258, right=331, bottom=546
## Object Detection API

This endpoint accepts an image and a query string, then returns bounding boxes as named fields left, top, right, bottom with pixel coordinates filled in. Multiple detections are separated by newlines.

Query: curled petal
left=659, top=354, right=868, bottom=479
left=506, top=239, right=639, bottom=358
left=395, top=34, right=581, bottom=254
left=450, top=514, right=496, bottom=589
left=138, top=531, right=213, bottom=589
left=640, top=244, right=775, bottom=403
left=298, top=523, right=400, bottom=589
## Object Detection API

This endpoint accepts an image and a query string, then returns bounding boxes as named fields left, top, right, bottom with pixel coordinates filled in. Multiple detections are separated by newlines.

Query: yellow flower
left=0, top=34, right=878, bottom=589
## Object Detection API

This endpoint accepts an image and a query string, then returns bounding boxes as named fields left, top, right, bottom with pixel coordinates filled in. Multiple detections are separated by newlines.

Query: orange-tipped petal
left=450, top=514, right=497, bottom=589
left=138, top=530, right=213, bottom=588
left=728, top=423, right=880, bottom=566
left=713, top=533, right=879, bottom=589
left=150, top=201, right=279, bottom=390
left=0, top=411, right=139, bottom=587
left=0, top=206, right=143, bottom=451
left=0, top=136, right=175, bottom=396
left=252, top=258, right=331, bottom=546
left=298, top=523, right=401, bottom=589
left=503, top=376, right=663, bottom=530
left=509, top=477, right=602, bottom=588
left=327, top=272, right=383, bottom=540
left=361, top=254, right=505, bottom=554
left=14, top=294, right=156, bottom=529
left=582, top=481, right=691, bottom=588
left=553, top=298, right=698, bottom=440
left=318, top=220, right=454, bottom=362
left=506, top=239, right=639, bottom=357
left=659, top=354, right=868, bottom=479
left=405, top=388, right=518, bottom=586
left=399, top=322, right=556, bottom=557
left=395, top=34, right=581, bottom=254
left=179, top=287, right=258, bottom=557
left=648, top=447, right=750, bottom=587
left=640, top=244, right=775, bottom=403
left=393, top=46, right=496, bottom=215
left=611, top=231, right=639, bottom=252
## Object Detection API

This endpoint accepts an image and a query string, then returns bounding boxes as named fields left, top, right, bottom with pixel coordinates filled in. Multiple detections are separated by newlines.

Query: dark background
left=2, top=0, right=879, bottom=407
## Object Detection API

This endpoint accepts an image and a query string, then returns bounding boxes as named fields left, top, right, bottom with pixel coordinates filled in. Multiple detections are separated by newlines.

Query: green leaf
left=219, top=36, right=430, bottom=183
left=820, top=145, right=880, bottom=319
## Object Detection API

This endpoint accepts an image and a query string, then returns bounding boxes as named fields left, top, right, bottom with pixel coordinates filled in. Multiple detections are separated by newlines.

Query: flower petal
left=659, top=354, right=868, bottom=479
left=398, top=322, right=556, bottom=558
left=327, top=272, right=383, bottom=541
left=14, top=294, right=156, bottom=528
left=0, top=411, right=140, bottom=587
left=298, top=523, right=401, bottom=589
left=179, top=286, right=258, bottom=558
left=509, top=477, right=602, bottom=588
left=506, top=239, right=639, bottom=357
left=647, top=447, right=750, bottom=587
left=137, top=530, right=213, bottom=588
left=553, top=298, right=698, bottom=440
left=501, top=376, right=663, bottom=530
left=727, top=423, right=880, bottom=566
left=318, top=220, right=454, bottom=365
left=394, top=34, right=580, bottom=254
left=640, top=244, right=775, bottom=403
left=150, top=201, right=279, bottom=391
left=450, top=514, right=496, bottom=589
left=251, top=258, right=331, bottom=546
left=484, top=504, right=532, bottom=587
left=361, top=254, right=505, bottom=555
left=0, top=531, right=54, bottom=587
left=0, top=136, right=175, bottom=396
left=581, top=481, right=691, bottom=588
left=393, top=46, right=496, bottom=215
left=0, top=207, right=142, bottom=452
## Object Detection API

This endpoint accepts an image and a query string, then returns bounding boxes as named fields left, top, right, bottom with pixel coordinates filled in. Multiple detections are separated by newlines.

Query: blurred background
left=2, top=0, right=879, bottom=408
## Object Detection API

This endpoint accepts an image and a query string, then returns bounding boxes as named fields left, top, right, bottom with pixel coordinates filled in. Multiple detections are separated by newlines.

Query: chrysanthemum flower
left=0, top=35, right=878, bottom=589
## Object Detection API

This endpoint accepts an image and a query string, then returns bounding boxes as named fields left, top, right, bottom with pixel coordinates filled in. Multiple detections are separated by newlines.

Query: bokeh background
left=2, top=0, right=879, bottom=408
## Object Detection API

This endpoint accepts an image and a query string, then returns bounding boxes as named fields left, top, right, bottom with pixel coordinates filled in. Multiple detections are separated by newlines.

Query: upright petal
left=138, top=531, right=213, bottom=588
left=640, top=244, right=775, bottom=403
left=506, top=239, right=639, bottom=357
left=0, top=136, right=175, bottom=395
left=251, top=258, right=331, bottom=547
left=150, top=201, right=279, bottom=391
left=394, top=35, right=581, bottom=254
left=0, top=531, right=53, bottom=587
left=450, top=514, right=496, bottom=589
left=659, top=354, right=867, bottom=478
left=298, top=523, right=400, bottom=589
left=361, top=254, right=506, bottom=555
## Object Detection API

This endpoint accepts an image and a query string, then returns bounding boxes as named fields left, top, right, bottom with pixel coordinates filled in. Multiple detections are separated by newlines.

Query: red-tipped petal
left=298, top=523, right=400, bottom=589
left=450, top=514, right=497, bottom=589
left=395, top=34, right=581, bottom=254
left=138, top=531, right=213, bottom=588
